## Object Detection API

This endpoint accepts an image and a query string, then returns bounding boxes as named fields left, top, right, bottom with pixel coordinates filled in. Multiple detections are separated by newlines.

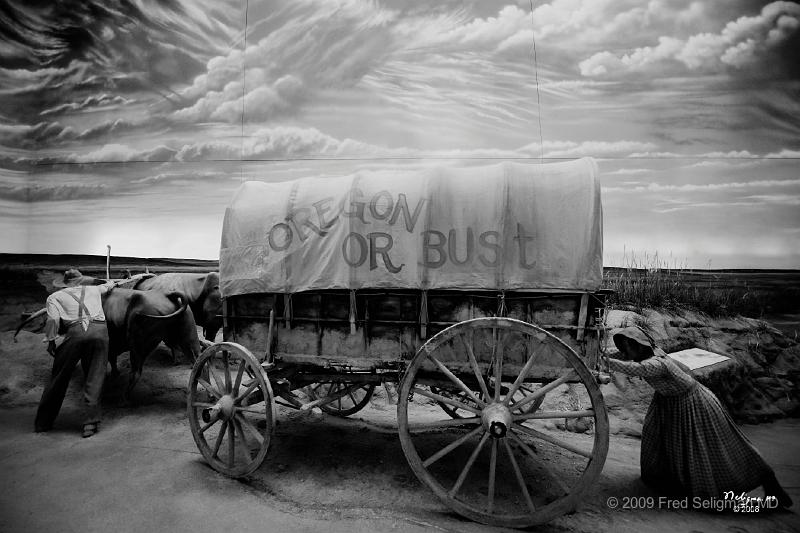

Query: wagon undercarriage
left=188, top=289, right=610, bottom=527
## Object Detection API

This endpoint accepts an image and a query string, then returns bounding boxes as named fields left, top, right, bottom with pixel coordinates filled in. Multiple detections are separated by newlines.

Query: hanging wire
left=240, top=0, right=249, bottom=182
left=528, top=0, right=544, bottom=163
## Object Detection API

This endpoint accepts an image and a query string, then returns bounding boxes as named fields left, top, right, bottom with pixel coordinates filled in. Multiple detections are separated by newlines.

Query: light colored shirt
left=44, top=283, right=114, bottom=341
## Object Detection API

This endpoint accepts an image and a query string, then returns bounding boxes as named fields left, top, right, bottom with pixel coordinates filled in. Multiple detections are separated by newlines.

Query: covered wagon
left=188, top=158, right=609, bottom=527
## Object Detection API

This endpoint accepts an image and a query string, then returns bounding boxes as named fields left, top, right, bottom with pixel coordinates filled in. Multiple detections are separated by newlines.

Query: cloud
left=629, top=149, right=800, bottom=159
left=604, top=168, right=651, bottom=176
left=403, top=5, right=529, bottom=53
left=173, top=73, right=306, bottom=124
left=174, top=126, right=405, bottom=160
left=28, top=143, right=178, bottom=165
left=11, top=121, right=799, bottom=169
left=743, top=194, right=800, bottom=206
left=40, top=93, right=132, bottom=116
left=72, top=144, right=176, bottom=163
left=605, top=178, right=800, bottom=193
left=173, top=0, right=396, bottom=123
left=0, top=182, right=109, bottom=202
left=766, top=149, right=800, bottom=158
left=651, top=193, right=800, bottom=213
left=175, top=128, right=661, bottom=161
left=0, top=118, right=144, bottom=149
left=536, top=140, right=659, bottom=159
left=579, top=2, right=800, bottom=79
left=130, top=171, right=231, bottom=185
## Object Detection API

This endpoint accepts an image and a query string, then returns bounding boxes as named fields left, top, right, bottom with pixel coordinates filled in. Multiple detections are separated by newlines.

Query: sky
left=0, top=0, right=799, bottom=269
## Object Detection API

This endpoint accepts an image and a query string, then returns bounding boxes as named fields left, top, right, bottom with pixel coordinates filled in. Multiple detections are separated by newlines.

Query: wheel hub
left=482, top=402, right=512, bottom=438
left=202, top=394, right=235, bottom=423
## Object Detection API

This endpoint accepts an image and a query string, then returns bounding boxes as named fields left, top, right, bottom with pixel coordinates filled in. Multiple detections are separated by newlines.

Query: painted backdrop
left=1, top=0, right=798, bottom=268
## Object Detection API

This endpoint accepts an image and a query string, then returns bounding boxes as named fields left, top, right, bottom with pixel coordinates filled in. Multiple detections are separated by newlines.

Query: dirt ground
left=0, top=340, right=798, bottom=533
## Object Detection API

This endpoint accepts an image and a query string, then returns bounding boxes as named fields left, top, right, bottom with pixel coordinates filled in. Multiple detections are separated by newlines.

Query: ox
left=127, top=272, right=222, bottom=342
left=104, top=287, right=203, bottom=399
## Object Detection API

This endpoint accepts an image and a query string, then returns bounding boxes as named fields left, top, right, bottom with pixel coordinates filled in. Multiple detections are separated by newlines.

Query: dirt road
left=0, top=362, right=797, bottom=533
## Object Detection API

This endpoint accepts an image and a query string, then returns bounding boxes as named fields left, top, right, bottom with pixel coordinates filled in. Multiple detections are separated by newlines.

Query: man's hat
left=53, top=269, right=85, bottom=288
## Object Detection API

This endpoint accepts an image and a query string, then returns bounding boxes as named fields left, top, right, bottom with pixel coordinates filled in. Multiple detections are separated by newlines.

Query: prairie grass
left=603, top=251, right=777, bottom=318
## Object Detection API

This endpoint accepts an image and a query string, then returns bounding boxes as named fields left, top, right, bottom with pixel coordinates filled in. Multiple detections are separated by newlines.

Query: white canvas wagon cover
left=220, top=158, right=602, bottom=296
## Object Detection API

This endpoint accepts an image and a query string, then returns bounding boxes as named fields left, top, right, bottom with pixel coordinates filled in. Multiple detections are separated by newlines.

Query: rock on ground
left=603, top=309, right=800, bottom=428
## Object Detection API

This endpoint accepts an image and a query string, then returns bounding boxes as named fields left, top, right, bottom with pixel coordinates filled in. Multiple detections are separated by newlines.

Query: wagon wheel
left=397, top=317, right=609, bottom=528
left=307, top=381, right=376, bottom=417
left=188, top=342, right=276, bottom=477
left=431, top=383, right=545, bottom=420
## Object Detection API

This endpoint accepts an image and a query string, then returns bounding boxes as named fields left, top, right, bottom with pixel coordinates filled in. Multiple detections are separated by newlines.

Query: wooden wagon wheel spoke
left=236, top=406, right=268, bottom=415
left=235, top=413, right=265, bottom=446
left=197, top=377, right=221, bottom=400
left=510, top=370, right=576, bottom=412
left=423, top=425, right=485, bottom=468
left=222, top=350, right=232, bottom=393
left=211, top=420, right=228, bottom=459
left=235, top=379, right=260, bottom=404
left=347, top=390, right=359, bottom=406
left=409, top=417, right=481, bottom=431
left=208, top=365, right=227, bottom=397
left=198, top=418, right=219, bottom=436
left=514, top=409, right=595, bottom=422
left=232, top=358, right=246, bottom=396
left=508, top=384, right=546, bottom=416
left=428, top=355, right=485, bottom=409
left=508, top=431, right=571, bottom=498
left=429, top=386, right=480, bottom=419
left=510, top=423, right=593, bottom=459
left=188, top=342, right=275, bottom=477
left=492, top=328, right=504, bottom=402
left=503, top=438, right=535, bottom=512
left=458, top=334, right=491, bottom=401
left=398, top=317, right=608, bottom=528
left=232, top=417, right=253, bottom=462
left=227, top=420, right=235, bottom=467
left=307, top=377, right=376, bottom=417
left=412, top=386, right=483, bottom=417
left=502, top=346, right=540, bottom=408
left=449, top=431, right=489, bottom=498
left=487, top=438, right=498, bottom=513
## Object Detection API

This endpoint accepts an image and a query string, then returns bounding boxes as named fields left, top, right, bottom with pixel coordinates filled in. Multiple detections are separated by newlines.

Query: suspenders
left=64, top=286, right=91, bottom=321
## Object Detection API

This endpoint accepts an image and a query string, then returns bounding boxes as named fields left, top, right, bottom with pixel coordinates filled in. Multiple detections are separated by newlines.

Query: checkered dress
left=608, top=355, right=773, bottom=498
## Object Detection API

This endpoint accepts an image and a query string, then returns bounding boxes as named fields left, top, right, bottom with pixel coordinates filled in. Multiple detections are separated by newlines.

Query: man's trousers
left=35, top=321, right=109, bottom=431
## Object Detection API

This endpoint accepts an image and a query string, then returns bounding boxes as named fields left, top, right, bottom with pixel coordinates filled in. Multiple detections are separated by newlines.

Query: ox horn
left=14, top=308, right=47, bottom=341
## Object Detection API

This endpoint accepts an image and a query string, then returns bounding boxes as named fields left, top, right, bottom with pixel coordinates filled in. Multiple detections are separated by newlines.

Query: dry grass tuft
left=603, top=250, right=780, bottom=318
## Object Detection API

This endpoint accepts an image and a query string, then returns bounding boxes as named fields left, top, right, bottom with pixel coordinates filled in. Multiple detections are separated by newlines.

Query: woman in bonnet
left=607, top=326, right=792, bottom=508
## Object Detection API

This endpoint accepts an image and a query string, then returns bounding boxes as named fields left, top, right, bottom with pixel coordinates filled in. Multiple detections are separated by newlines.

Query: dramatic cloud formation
left=579, top=2, right=800, bottom=78
left=1, top=1, right=798, bottom=267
